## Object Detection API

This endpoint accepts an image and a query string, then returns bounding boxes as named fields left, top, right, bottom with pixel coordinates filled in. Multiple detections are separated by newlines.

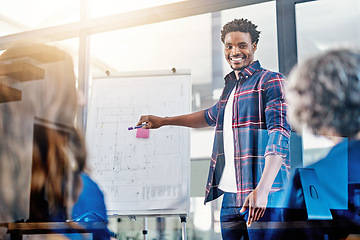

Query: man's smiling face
left=224, top=31, right=257, bottom=74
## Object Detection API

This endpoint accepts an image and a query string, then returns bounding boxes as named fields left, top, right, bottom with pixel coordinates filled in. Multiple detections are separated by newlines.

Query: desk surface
left=0, top=222, right=107, bottom=233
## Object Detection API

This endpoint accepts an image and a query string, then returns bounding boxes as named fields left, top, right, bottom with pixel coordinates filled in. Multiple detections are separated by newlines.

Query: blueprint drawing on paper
left=86, top=73, right=191, bottom=215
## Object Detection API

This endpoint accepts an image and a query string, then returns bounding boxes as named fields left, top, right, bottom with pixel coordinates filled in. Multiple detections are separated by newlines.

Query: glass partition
left=296, top=0, right=360, bottom=63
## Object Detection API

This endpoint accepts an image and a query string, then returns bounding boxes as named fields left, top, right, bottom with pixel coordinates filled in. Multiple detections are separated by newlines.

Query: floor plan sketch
left=86, top=73, right=191, bottom=215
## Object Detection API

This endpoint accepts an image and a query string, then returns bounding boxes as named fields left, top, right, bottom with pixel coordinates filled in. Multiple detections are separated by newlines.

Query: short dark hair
left=287, top=48, right=360, bottom=138
left=221, top=18, right=261, bottom=44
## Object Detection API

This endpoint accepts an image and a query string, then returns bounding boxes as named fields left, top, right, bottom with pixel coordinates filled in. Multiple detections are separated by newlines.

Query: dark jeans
left=220, top=193, right=249, bottom=240
left=220, top=192, right=283, bottom=240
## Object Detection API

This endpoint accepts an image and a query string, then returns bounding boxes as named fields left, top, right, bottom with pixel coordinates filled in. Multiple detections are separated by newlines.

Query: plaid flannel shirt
left=204, top=60, right=291, bottom=206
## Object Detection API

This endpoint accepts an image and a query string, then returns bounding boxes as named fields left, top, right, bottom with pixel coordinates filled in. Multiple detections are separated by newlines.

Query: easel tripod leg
left=143, top=217, right=148, bottom=240
left=180, top=215, right=187, bottom=240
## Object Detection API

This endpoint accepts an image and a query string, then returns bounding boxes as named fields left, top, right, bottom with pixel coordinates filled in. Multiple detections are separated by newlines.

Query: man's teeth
left=231, top=57, right=244, bottom=61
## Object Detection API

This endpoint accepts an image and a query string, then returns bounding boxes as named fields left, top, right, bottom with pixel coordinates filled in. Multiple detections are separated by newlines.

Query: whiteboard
left=85, top=71, right=191, bottom=216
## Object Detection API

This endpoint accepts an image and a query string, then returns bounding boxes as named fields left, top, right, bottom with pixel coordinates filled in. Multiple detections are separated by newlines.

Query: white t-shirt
left=218, top=86, right=237, bottom=193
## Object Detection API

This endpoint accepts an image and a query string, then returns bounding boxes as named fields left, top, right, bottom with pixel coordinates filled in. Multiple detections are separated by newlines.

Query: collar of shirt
left=224, top=60, right=261, bottom=84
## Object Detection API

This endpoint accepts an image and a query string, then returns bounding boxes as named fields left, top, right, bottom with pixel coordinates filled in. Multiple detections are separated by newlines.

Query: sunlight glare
left=90, top=0, right=187, bottom=18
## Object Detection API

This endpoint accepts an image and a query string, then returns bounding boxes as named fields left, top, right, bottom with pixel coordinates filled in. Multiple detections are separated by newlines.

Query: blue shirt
left=46, top=174, right=111, bottom=240
left=72, top=174, right=111, bottom=240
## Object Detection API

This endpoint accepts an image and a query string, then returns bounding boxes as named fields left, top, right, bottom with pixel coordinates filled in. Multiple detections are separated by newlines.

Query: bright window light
left=90, top=0, right=188, bottom=18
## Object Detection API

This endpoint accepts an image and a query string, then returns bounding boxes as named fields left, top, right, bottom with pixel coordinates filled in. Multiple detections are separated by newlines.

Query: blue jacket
left=72, top=173, right=111, bottom=240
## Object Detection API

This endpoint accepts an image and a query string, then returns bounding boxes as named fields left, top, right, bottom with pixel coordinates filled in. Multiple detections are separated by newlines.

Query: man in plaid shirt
left=138, top=18, right=291, bottom=239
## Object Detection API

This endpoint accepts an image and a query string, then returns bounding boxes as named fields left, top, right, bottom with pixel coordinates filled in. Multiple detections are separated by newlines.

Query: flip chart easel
left=85, top=70, right=191, bottom=239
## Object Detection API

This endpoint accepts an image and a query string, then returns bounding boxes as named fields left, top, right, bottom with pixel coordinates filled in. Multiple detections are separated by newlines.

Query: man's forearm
left=137, top=110, right=209, bottom=129
left=256, top=154, right=283, bottom=193
left=163, top=110, right=209, bottom=128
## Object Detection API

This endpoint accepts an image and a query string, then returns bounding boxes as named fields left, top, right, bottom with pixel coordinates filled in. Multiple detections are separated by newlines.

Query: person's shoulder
left=259, top=68, right=285, bottom=80
left=307, top=140, right=348, bottom=168
left=257, top=69, right=286, bottom=87
left=253, top=61, right=285, bottom=80
left=81, top=173, right=104, bottom=195
left=81, top=173, right=94, bottom=184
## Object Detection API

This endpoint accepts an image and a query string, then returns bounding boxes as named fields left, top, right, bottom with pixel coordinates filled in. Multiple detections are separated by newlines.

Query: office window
left=89, top=0, right=187, bottom=18
left=296, top=0, right=360, bottom=63
left=89, top=14, right=212, bottom=85
left=0, top=0, right=80, bottom=36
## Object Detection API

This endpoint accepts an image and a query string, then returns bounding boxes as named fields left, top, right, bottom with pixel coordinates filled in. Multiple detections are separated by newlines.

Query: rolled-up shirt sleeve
left=264, top=74, right=291, bottom=158
left=204, top=101, right=220, bottom=127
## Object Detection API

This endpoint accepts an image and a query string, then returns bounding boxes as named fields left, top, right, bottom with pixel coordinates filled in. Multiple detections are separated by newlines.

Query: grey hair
left=286, top=48, right=360, bottom=138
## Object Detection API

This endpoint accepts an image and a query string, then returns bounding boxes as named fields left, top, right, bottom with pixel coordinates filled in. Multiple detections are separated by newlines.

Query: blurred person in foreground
left=0, top=44, right=110, bottom=240
left=276, top=48, right=360, bottom=240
